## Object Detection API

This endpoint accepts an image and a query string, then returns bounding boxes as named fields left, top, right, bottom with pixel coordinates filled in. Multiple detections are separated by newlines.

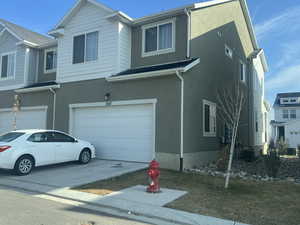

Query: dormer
left=280, top=97, right=300, bottom=105
left=49, top=0, right=133, bottom=83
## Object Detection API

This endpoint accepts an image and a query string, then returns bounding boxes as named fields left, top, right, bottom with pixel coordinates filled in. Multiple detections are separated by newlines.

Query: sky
left=1, top=0, right=300, bottom=109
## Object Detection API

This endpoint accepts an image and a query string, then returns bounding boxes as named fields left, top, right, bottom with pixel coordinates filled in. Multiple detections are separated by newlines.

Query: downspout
left=184, top=8, right=191, bottom=59
left=49, top=88, right=56, bottom=130
left=176, top=71, right=184, bottom=171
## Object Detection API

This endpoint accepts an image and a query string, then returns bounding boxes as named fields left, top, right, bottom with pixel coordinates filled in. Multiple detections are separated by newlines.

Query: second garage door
left=0, top=107, right=47, bottom=134
left=70, top=103, right=155, bottom=163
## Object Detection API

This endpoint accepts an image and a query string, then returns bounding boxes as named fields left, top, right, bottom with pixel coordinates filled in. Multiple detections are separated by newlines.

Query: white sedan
left=0, top=130, right=96, bottom=175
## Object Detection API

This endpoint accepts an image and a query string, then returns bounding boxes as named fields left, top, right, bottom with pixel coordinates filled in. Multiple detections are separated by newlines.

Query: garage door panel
left=0, top=108, right=47, bottom=134
left=71, top=104, right=154, bottom=163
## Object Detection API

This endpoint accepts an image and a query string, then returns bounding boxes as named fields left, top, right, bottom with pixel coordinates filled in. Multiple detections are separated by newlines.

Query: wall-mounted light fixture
left=104, top=93, right=111, bottom=102
left=105, top=93, right=112, bottom=106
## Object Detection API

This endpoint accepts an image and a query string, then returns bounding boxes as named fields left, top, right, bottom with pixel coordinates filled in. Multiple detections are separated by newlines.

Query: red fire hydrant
left=147, top=160, right=161, bottom=193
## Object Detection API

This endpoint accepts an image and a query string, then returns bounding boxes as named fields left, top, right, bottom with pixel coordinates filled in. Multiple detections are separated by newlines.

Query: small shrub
left=269, top=139, right=276, bottom=150
left=216, top=144, right=230, bottom=172
left=264, top=149, right=281, bottom=178
left=277, top=137, right=289, bottom=155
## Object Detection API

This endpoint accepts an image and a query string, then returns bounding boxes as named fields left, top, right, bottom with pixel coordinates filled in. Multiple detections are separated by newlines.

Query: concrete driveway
left=0, top=160, right=147, bottom=189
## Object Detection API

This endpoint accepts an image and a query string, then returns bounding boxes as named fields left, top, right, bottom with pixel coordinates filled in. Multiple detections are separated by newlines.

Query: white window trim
left=142, top=18, right=176, bottom=58
left=225, top=44, right=233, bottom=59
left=282, top=109, right=289, bottom=119
left=0, top=51, right=16, bottom=81
left=44, top=48, right=57, bottom=74
left=240, top=60, right=246, bottom=83
left=290, top=109, right=297, bottom=119
left=203, top=99, right=217, bottom=137
left=72, top=29, right=100, bottom=65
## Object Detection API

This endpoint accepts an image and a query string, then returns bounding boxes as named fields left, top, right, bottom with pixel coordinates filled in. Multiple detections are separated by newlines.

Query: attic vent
left=225, top=45, right=233, bottom=59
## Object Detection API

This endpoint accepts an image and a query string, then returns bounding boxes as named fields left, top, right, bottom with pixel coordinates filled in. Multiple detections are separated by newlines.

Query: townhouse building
left=0, top=0, right=268, bottom=170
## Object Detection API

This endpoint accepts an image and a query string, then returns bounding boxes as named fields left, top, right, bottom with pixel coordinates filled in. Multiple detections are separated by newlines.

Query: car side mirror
left=73, top=139, right=78, bottom=143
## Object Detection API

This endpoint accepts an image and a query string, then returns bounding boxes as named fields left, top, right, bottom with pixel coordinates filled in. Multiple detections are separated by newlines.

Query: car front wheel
left=79, top=149, right=91, bottom=164
left=14, top=156, right=34, bottom=176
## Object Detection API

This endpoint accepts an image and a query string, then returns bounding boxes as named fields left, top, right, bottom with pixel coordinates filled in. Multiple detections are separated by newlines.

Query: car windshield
left=0, top=132, right=25, bottom=143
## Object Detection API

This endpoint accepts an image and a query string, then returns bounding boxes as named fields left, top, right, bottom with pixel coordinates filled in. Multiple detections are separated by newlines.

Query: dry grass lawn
left=74, top=169, right=300, bottom=225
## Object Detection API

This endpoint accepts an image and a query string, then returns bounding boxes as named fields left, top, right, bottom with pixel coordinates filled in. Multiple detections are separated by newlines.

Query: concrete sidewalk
left=0, top=178, right=249, bottom=225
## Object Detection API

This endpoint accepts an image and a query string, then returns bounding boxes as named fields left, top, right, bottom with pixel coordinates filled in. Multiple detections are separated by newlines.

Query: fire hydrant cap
left=149, top=160, right=159, bottom=168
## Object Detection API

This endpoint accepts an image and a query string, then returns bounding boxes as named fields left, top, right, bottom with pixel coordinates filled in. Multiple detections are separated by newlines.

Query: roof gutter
left=15, top=84, right=60, bottom=94
left=16, top=40, right=39, bottom=48
left=106, top=68, right=183, bottom=82
left=184, top=8, right=191, bottom=58
left=106, top=58, right=200, bottom=82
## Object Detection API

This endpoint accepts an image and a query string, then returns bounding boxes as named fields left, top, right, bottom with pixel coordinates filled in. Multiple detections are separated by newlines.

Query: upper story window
left=282, top=109, right=289, bottom=119
left=225, top=45, right=233, bottom=59
left=44, top=48, right=57, bottom=73
left=142, top=19, right=175, bottom=57
left=73, top=31, right=99, bottom=64
left=280, top=97, right=299, bottom=105
left=239, top=60, right=246, bottom=83
left=203, top=100, right=217, bottom=137
left=290, top=109, right=297, bottom=119
left=0, top=52, right=15, bottom=79
left=282, top=109, right=297, bottom=119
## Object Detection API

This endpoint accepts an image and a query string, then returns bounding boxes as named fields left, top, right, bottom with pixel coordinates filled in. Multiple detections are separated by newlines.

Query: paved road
left=0, top=186, right=151, bottom=225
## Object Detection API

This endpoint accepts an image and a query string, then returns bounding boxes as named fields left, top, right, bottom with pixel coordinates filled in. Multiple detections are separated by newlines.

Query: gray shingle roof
left=274, top=92, right=300, bottom=107
left=113, top=58, right=199, bottom=77
left=0, top=18, right=55, bottom=46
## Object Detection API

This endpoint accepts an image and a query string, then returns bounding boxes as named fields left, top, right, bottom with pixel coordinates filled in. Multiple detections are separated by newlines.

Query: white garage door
left=0, top=107, right=47, bottom=134
left=70, top=103, right=155, bottom=163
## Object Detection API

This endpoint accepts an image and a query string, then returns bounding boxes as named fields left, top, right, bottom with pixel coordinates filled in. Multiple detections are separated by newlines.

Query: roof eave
left=52, top=0, right=116, bottom=31
left=15, top=84, right=60, bottom=94
left=0, top=26, right=23, bottom=41
left=48, top=28, right=64, bottom=38
left=132, top=4, right=195, bottom=25
left=132, top=0, right=235, bottom=25
left=239, top=0, right=269, bottom=72
left=107, top=58, right=200, bottom=82
left=105, top=12, right=133, bottom=25
left=16, top=40, right=39, bottom=48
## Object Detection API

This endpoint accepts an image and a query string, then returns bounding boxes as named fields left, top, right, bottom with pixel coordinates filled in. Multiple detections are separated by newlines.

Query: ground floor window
left=203, top=100, right=216, bottom=137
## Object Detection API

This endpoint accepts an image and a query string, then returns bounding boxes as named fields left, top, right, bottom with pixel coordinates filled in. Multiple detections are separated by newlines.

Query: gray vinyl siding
left=131, top=13, right=188, bottom=68
left=54, top=77, right=181, bottom=155
left=0, top=89, right=54, bottom=129
left=27, top=48, right=38, bottom=85
left=0, top=30, right=26, bottom=87
left=37, top=47, right=57, bottom=83
left=183, top=1, right=255, bottom=157
left=184, top=23, right=249, bottom=155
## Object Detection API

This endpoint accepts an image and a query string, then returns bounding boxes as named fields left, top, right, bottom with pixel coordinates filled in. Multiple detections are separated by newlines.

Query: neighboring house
left=0, top=18, right=58, bottom=133
left=0, top=0, right=268, bottom=170
left=271, top=92, right=300, bottom=149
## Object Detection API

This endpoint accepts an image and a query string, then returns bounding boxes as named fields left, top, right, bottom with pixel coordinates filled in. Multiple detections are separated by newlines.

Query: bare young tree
left=217, top=81, right=246, bottom=189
